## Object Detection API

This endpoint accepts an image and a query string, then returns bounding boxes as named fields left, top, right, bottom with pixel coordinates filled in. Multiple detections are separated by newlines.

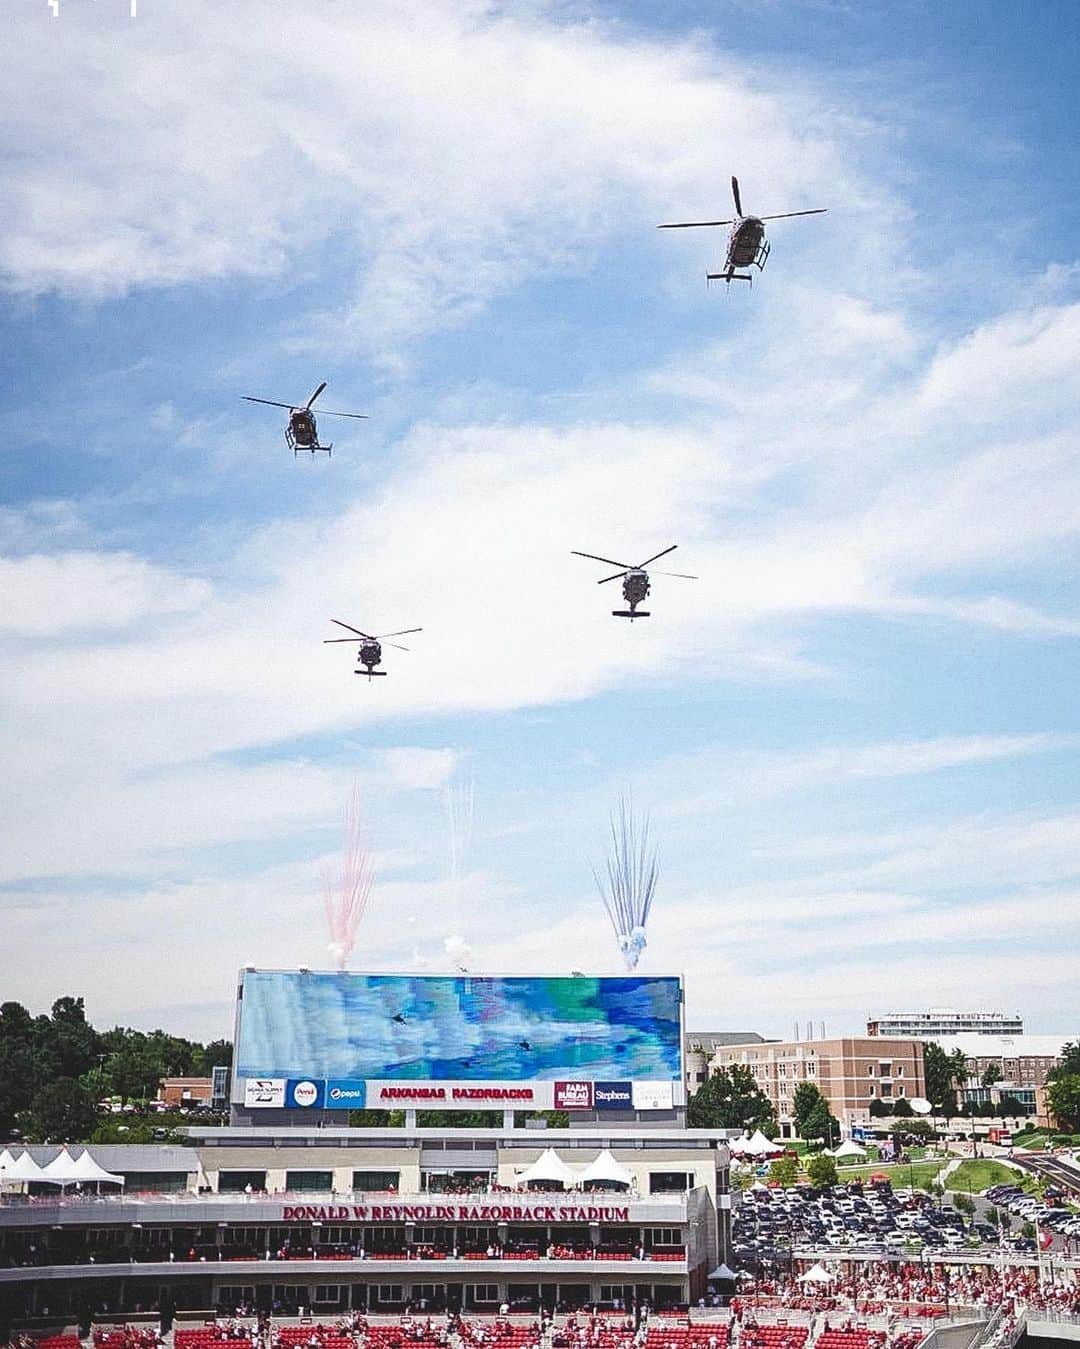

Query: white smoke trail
left=591, top=793, right=659, bottom=971
left=443, top=765, right=474, bottom=964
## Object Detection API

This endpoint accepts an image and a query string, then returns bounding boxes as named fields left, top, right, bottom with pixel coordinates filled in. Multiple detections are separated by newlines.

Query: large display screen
left=234, top=972, right=683, bottom=1099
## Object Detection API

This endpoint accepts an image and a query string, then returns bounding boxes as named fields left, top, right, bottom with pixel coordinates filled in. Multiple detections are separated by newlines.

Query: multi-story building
left=683, top=1032, right=766, bottom=1094
left=710, top=1036, right=926, bottom=1133
left=867, top=1010, right=1023, bottom=1038
left=933, top=1034, right=1069, bottom=1096
left=0, top=1125, right=731, bottom=1323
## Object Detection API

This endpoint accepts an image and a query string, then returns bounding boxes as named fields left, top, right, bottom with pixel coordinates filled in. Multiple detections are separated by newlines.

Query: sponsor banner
left=325, top=1079, right=367, bottom=1110
left=280, top=1200, right=632, bottom=1223
left=554, top=1080, right=594, bottom=1111
left=632, top=1080, right=674, bottom=1111
left=286, top=1078, right=325, bottom=1109
left=243, top=1077, right=286, bottom=1108
left=594, top=1081, right=632, bottom=1110
left=366, top=1079, right=552, bottom=1108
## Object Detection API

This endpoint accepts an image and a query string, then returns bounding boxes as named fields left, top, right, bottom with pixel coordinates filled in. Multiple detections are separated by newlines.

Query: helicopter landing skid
left=707, top=270, right=752, bottom=287
left=613, top=609, right=650, bottom=619
left=295, top=444, right=333, bottom=456
left=355, top=669, right=387, bottom=677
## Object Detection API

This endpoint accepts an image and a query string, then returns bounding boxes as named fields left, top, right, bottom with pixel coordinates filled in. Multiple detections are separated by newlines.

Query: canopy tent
left=708, top=1263, right=738, bottom=1282
left=831, top=1139, right=868, bottom=1159
left=41, top=1148, right=86, bottom=1182
left=64, top=1150, right=124, bottom=1186
left=516, top=1148, right=577, bottom=1188
left=798, top=1264, right=838, bottom=1284
left=578, top=1149, right=634, bottom=1189
left=732, top=1130, right=783, bottom=1157
left=2, top=1151, right=48, bottom=1183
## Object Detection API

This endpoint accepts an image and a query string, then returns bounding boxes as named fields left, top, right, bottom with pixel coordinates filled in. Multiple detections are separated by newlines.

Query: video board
left=233, top=971, right=684, bottom=1110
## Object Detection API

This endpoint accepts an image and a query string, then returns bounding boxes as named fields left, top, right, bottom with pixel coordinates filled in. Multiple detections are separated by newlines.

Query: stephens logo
left=594, top=1081, right=632, bottom=1110
left=554, top=1081, right=593, bottom=1110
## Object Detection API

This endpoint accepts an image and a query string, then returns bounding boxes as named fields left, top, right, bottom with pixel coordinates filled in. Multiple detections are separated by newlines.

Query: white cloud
left=5, top=0, right=878, bottom=360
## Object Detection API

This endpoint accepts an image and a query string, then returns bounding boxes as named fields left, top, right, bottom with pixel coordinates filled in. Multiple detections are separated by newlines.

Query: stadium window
left=374, top=1285, right=404, bottom=1304
left=219, top=1170, right=267, bottom=1193
left=285, top=1170, right=333, bottom=1192
left=649, top=1171, right=693, bottom=1194
left=353, top=1170, right=400, bottom=1191
left=314, top=1286, right=345, bottom=1305
left=471, top=1285, right=499, bottom=1303
left=122, top=1171, right=189, bottom=1192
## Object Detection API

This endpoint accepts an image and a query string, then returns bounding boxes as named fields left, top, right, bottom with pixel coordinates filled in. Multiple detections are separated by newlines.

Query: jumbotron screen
left=233, top=971, right=684, bottom=1111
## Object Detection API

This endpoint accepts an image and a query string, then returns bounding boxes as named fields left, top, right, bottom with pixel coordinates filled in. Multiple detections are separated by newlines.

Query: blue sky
left=3, top=0, right=1080, bottom=1042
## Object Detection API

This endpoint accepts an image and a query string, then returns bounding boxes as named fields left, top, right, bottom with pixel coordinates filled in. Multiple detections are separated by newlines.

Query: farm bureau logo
left=554, top=1080, right=593, bottom=1110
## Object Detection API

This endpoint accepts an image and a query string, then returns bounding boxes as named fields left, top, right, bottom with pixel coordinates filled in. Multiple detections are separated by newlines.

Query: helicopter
left=658, top=175, right=826, bottom=286
left=242, top=381, right=368, bottom=455
left=323, top=619, right=422, bottom=679
left=572, top=544, right=696, bottom=619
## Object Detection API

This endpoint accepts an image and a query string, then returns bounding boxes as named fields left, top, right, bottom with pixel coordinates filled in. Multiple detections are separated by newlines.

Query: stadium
left=1, top=971, right=1077, bottom=1349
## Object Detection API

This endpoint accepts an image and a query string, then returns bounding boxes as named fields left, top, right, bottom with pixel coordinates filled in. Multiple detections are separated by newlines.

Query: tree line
left=0, top=996, right=232, bottom=1144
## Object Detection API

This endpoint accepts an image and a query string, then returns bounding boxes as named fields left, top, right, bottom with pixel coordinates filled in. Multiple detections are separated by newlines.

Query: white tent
left=733, top=1130, right=783, bottom=1158
left=578, top=1149, right=634, bottom=1188
left=3, top=1151, right=48, bottom=1183
left=708, top=1263, right=738, bottom=1281
left=65, top=1150, right=124, bottom=1186
left=41, top=1148, right=87, bottom=1183
left=516, top=1148, right=577, bottom=1188
left=798, top=1264, right=837, bottom=1284
left=831, top=1139, right=868, bottom=1159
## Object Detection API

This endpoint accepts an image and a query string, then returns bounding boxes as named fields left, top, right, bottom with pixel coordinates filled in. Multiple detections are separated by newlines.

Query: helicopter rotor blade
left=758, top=209, right=828, bottom=221
left=657, top=219, right=733, bottom=230
left=242, top=396, right=297, bottom=410
left=324, top=638, right=366, bottom=643
left=306, top=381, right=328, bottom=410
left=638, top=544, right=679, bottom=568
left=597, top=570, right=630, bottom=585
left=655, top=571, right=698, bottom=580
left=383, top=642, right=412, bottom=652
left=731, top=175, right=743, bottom=216
left=376, top=628, right=423, bottom=640
left=316, top=409, right=369, bottom=420
left=330, top=618, right=374, bottom=640
left=571, top=549, right=634, bottom=570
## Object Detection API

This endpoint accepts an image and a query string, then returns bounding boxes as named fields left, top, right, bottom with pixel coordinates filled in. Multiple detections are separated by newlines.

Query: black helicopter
left=324, top=619, right=422, bottom=679
left=659, top=176, right=826, bottom=285
left=572, top=544, right=696, bottom=619
left=242, top=381, right=368, bottom=455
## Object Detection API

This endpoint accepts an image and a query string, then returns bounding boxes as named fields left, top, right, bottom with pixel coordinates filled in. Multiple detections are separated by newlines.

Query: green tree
left=803, top=1099, right=839, bottom=1148
left=199, top=1039, right=234, bottom=1074
left=1046, top=1075, right=1080, bottom=1131
left=1047, top=1042, right=1080, bottom=1082
left=107, top=1041, right=167, bottom=1104
left=0, top=1001, right=38, bottom=1132
left=892, top=1097, right=914, bottom=1118
left=792, top=1082, right=827, bottom=1138
left=868, top=1098, right=890, bottom=1118
left=923, top=1042, right=965, bottom=1113
left=805, top=1152, right=838, bottom=1187
left=45, top=997, right=102, bottom=1079
left=898, top=1119, right=936, bottom=1142
left=21, top=1077, right=99, bottom=1142
left=981, top=1063, right=1003, bottom=1088
left=769, top=1155, right=798, bottom=1188
left=688, top=1064, right=777, bottom=1133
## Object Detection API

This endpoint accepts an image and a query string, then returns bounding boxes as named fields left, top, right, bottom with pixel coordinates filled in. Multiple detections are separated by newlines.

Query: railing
left=0, top=1186, right=654, bottom=1209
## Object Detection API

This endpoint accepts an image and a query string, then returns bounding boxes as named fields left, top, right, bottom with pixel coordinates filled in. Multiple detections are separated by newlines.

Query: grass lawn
left=837, top=1160, right=943, bottom=1186
left=944, top=1159, right=1023, bottom=1193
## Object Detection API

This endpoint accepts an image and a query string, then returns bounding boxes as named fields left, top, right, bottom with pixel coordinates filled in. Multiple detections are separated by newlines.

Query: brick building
left=709, top=1035, right=926, bottom=1134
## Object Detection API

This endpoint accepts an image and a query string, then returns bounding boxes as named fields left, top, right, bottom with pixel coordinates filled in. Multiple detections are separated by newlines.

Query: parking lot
left=731, top=1177, right=1080, bottom=1268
